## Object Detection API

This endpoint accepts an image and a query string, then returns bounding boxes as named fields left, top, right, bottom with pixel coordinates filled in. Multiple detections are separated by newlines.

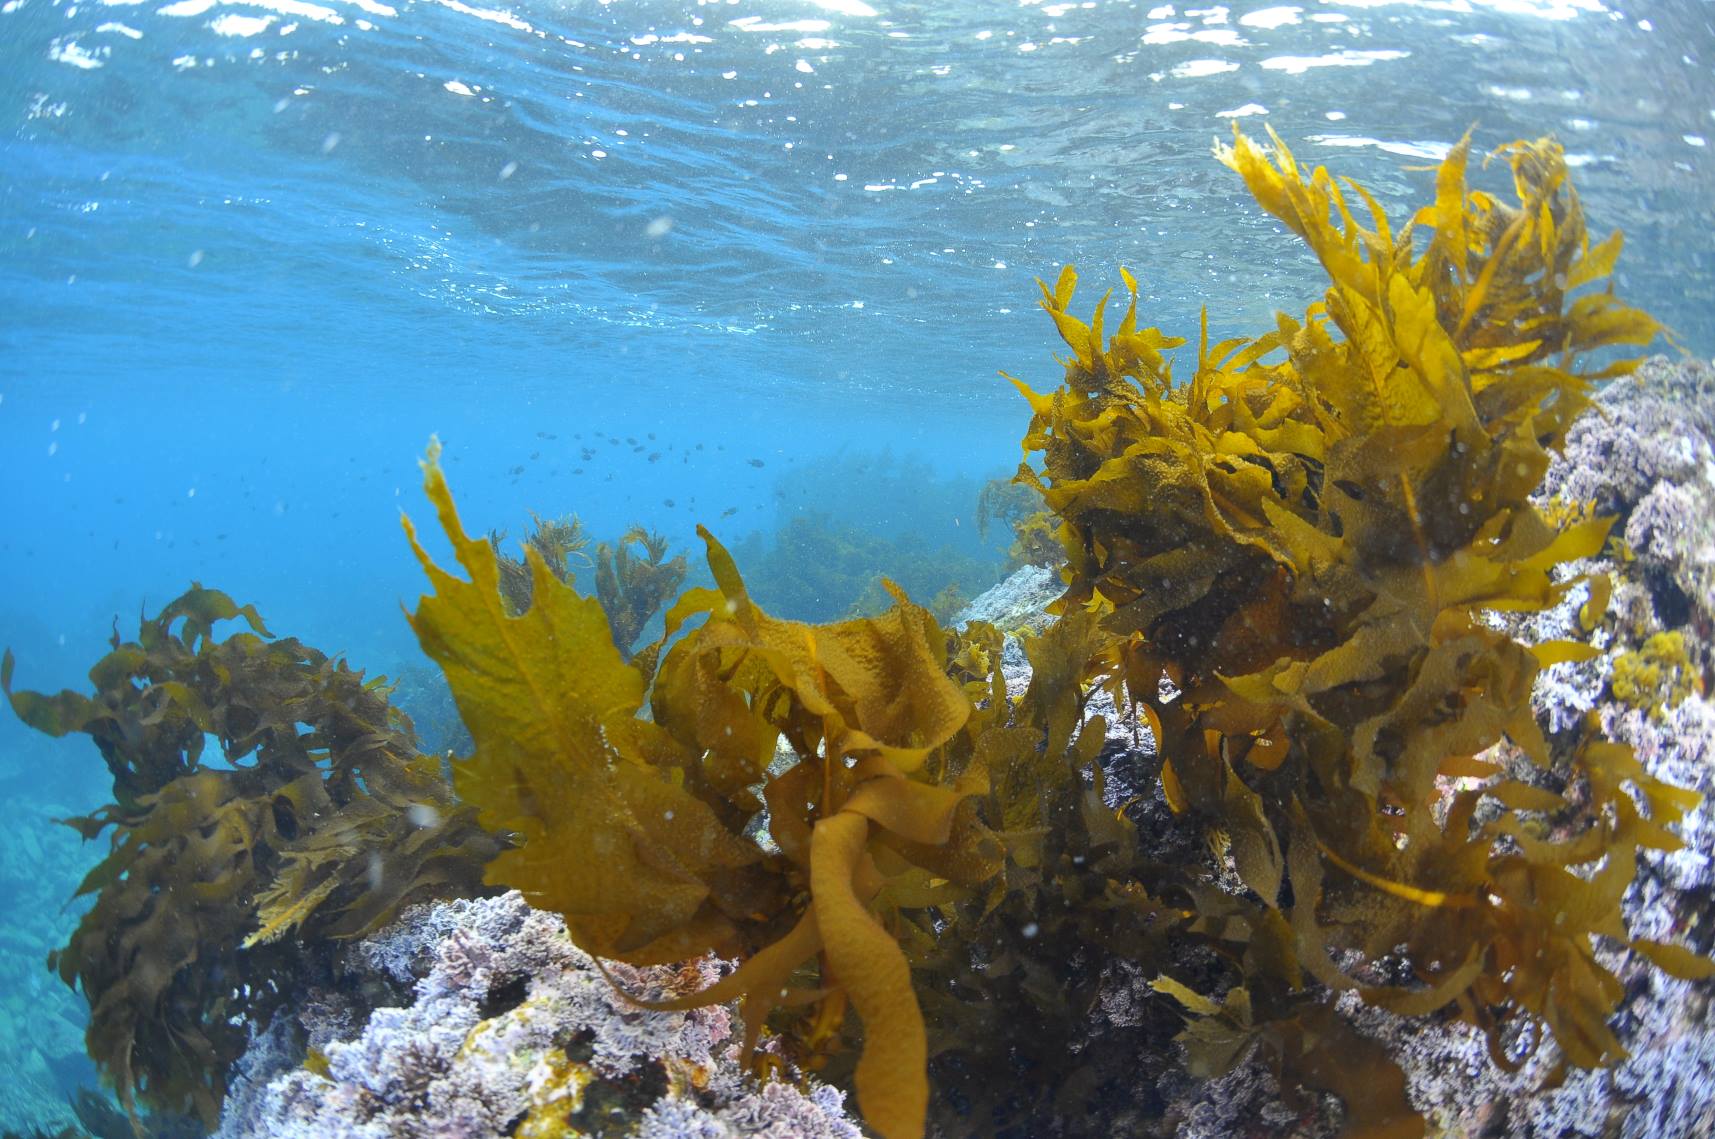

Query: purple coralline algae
left=215, top=891, right=861, bottom=1139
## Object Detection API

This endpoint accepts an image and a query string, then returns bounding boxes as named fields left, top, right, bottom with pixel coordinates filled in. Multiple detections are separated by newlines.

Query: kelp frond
left=595, top=525, right=689, bottom=660
left=4, top=588, right=503, bottom=1128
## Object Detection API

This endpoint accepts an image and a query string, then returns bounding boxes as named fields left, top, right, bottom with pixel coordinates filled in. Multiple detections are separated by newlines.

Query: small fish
left=721, top=507, right=738, bottom=518
left=626, top=437, right=638, bottom=445
left=530, top=451, right=540, bottom=460
left=509, top=465, right=525, bottom=476
left=748, top=458, right=765, bottom=468
left=663, top=498, right=676, bottom=508
left=574, top=468, right=584, bottom=475
left=648, top=452, right=661, bottom=463
left=695, top=443, right=704, bottom=451
left=648, top=432, right=656, bottom=440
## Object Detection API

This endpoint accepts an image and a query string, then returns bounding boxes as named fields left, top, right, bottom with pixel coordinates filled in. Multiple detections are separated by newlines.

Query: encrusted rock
left=215, top=892, right=860, bottom=1139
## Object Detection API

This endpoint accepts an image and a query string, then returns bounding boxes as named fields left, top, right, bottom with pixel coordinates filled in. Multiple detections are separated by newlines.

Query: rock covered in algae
left=214, top=891, right=861, bottom=1139
left=1544, top=354, right=1715, bottom=627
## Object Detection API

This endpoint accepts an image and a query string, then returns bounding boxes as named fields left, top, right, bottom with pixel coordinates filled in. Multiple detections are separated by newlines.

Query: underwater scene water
left=4, top=0, right=1715, bottom=1135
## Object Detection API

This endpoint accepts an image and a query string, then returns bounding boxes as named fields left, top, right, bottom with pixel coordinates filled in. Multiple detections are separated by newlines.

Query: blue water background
left=0, top=0, right=1712, bottom=1125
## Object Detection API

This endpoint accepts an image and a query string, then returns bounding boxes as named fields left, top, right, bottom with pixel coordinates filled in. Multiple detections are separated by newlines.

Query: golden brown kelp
left=489, top=512, right=592, bottom=614
left=595, top=525, right=689, bottom=660
left=2, top=588, right=503, bottom=1128
left=1010, top=124, right=1711, bottom=1125
left=405, top=444, right=1024, bottom=1139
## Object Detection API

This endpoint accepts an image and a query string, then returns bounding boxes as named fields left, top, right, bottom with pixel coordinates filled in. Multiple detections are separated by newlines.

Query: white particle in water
left=1022, top=922, right=1040, bottom=939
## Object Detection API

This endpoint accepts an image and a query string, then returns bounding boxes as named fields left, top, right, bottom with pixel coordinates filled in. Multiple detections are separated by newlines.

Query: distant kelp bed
left=7, top=125, right=1712, bottom=1139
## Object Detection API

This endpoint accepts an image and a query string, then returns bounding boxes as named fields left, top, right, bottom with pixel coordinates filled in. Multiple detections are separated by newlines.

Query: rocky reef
left=215, top=891, right=861, bottom=1139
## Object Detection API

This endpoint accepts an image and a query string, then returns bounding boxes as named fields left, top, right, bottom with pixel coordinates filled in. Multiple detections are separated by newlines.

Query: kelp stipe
left=1009, top=124, right=1712, bottom=1124
left=3, top=588, right=503, bottom=1128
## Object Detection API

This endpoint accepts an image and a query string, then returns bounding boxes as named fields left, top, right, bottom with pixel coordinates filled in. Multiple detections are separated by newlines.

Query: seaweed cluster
left=489, top=513, right=592, bottom=614
left=2, top=589, right=503, bottom=1128
left=490, top=514, right=687, bottom=658
left=595, top=527, right=689, bottom=660
left=975, top=478, right=1061, bottom=573
left=1007, top=125, right=1714, bottom=1112
left=398, top=125, right=1713, bottom=1139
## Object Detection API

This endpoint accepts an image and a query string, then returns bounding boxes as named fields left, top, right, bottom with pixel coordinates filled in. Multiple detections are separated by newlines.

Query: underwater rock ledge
left=214, top=891, right=862, bottom=1139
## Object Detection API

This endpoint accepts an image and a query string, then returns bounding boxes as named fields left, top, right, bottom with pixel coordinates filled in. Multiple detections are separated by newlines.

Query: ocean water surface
left=1, top=0, right=1713, bottom=1131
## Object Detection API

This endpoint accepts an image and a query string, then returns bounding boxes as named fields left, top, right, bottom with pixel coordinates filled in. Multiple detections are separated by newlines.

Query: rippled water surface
left=2, top=0, right=1713, bottom=715
left=0, top=2, right=1713, bottom=1131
